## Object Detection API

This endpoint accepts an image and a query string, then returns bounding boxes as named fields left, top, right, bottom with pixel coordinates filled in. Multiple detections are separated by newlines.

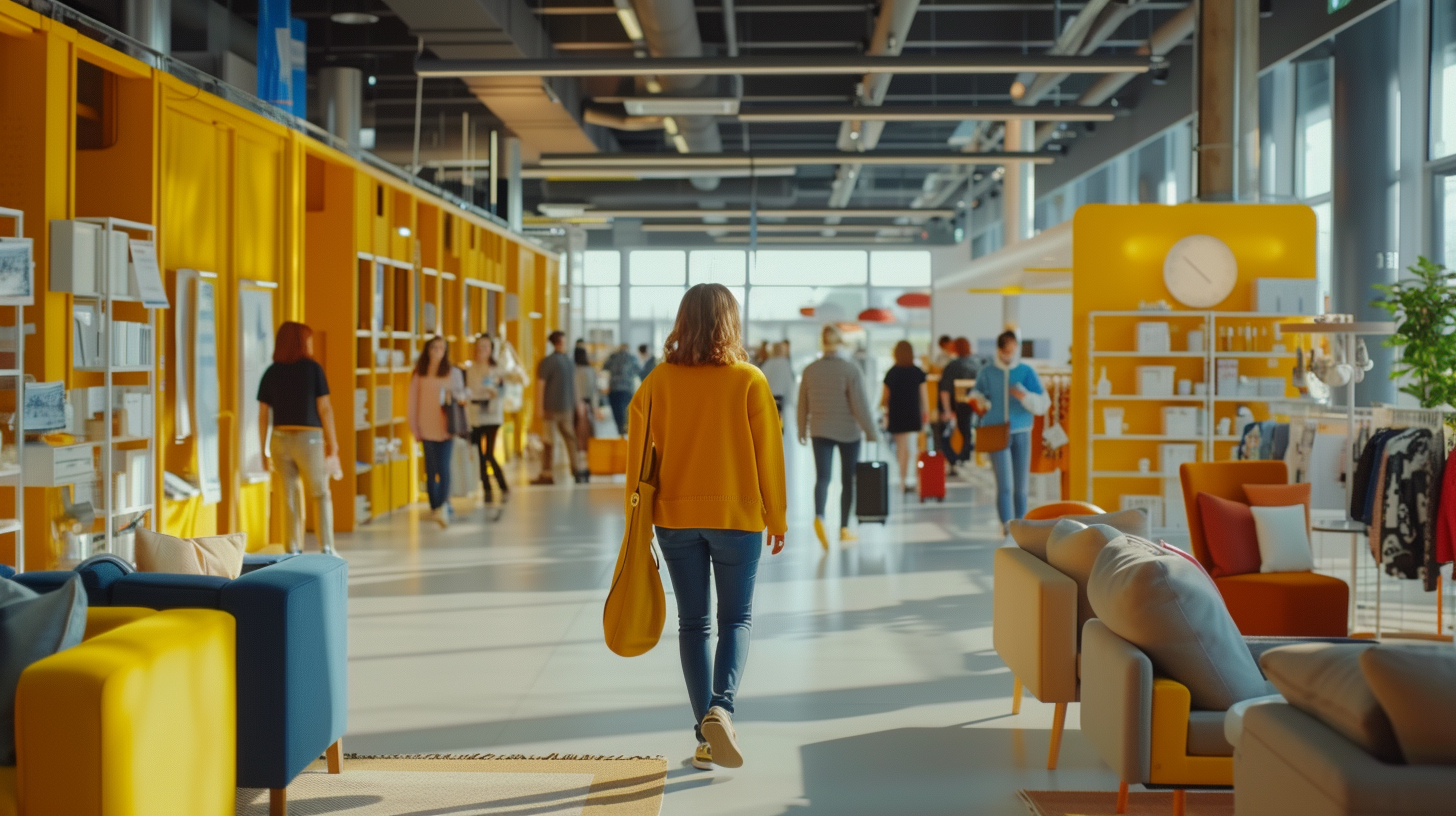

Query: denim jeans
left=811, top=437, right=860, bottom=528
left=655, top=526, right=763, bottom=739
left=988, top=430, right=1031, bottom=526
left=608, top=390, right=633, bottom=436
left=421, top=438, right=453, bottom=510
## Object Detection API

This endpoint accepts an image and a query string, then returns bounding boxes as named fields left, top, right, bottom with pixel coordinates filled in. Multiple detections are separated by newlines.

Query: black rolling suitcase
left=856, top=442, right=890, bottom=524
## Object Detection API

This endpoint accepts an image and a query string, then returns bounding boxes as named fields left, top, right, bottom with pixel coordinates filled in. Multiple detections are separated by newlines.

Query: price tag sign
left=129, top=239, right=170, bottom=309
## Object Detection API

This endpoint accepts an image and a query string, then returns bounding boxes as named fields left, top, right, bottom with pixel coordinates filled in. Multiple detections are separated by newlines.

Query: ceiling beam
left=643, top=223, right=920, bottom=233
left=536, top=151, right=1054, bottom=167
left=415, top=54, right=1152, bottom=78
left=537, top=208, right=957, bottom=218
left=736, top=104, right=1116, bottom=122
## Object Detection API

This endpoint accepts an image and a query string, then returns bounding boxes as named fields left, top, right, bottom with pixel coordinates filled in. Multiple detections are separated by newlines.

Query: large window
left=751, top=250, right=868, bottom=286
left=1432, top=1, right=1456, bottom=160
left=1032, top=123, right=1192, bottom=237
left=1296, top=57, right=1334, bottom=304
left=869, top=252, right=931, bottom=287
left=582, top=250, right=620, bottom=286
left=629, top=251, right=686, bottom=285
left=689, top=251, right=747, bottom=285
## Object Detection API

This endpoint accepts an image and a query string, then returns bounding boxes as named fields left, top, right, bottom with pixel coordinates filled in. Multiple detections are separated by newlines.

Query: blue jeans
left=811, top=437, right=859, bottom=528
left=421, top=439, right=453, bottom=510
left=608, top=390, right=633, bottom=436
left=655, top=527, right=763, bottom=739
left=989, top=430, right=1031, bottom=526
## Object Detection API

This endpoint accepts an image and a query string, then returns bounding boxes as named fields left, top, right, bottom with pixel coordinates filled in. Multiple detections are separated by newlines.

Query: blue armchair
left=16, top=553, right=348, bottom=815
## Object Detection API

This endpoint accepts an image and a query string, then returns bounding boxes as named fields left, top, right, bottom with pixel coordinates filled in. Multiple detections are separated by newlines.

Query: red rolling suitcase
left=918, top=432, right=946, bottom=503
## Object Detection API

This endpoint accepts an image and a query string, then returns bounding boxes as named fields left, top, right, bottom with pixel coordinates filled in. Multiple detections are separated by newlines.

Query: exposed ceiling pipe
left=583, top=106, right=667, bottom=131
left=632, top=0, right=725, bottom=190
left=1010, top=0, right=1112, bottom=103
left=540, top=177, right=798, bottom=208
left=828, top=0, right=922, bottom=210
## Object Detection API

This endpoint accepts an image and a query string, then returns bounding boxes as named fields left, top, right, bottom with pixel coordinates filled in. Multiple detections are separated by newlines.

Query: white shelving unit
left=0, top=207, right=26, bottom=571
left=74, top=217, right=159, bottom=559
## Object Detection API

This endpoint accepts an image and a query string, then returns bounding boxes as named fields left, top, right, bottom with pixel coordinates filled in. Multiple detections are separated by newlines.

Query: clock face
left=1162, top=235, right=1238, bottom=308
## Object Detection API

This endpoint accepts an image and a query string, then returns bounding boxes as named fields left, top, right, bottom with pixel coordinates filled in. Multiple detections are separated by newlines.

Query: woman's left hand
left=767, top=533, right=785, bottom=555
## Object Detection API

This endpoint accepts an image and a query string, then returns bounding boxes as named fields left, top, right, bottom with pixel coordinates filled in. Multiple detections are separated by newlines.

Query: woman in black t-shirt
left=257, top=321, right=339, bottom=555
left=880, top=340, right=928, bottom=493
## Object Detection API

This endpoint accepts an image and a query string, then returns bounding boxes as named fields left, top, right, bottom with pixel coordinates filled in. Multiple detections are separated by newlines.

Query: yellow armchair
left=5, top=608, right=236, bottom=816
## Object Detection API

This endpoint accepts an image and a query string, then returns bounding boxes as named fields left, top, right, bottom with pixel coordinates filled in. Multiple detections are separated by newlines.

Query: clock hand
left=1183, top=257, right=1213, bottom=283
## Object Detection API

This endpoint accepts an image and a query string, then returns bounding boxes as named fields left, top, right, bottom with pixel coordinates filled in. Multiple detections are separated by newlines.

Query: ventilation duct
left=631, top=0, right=724, bottom=191
left=540, top=178, right=796, bottom=209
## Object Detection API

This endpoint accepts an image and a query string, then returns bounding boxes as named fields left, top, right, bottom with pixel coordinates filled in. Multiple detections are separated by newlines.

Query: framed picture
left=0, top=238, right=34, bottom=305
left=23, top=381, right=66, bottom=433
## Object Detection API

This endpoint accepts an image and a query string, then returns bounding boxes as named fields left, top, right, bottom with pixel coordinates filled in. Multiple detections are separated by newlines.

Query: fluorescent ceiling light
left=534, top=208, right=955, bottom=219
left=537, top=151, right=1054, bottom=168
left=615, top=8, right=645, bottom=40
left=736, top=104, right=1115, bottom=123
left=623, top=97, right=742, bottom=116
left=330, top=12, right=380, bottom=24
left=538, top=204, right=589, bottom=218
left=415, top=54, right=1152, bottom=79
left=519, top=166, right=797, bottom=179
left=715, top=236, right=916, bottom=244
left=644, top=224, right=919, bottom=234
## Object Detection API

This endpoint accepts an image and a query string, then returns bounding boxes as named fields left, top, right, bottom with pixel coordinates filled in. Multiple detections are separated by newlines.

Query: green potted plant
left=1372, top=256, right=1456, bottom=409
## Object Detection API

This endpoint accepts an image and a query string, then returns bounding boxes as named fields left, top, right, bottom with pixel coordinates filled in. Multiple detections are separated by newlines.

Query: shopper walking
left=638, top=343, right=657, bottom=380
left=466, top=334, right=510, bottom=503
left=626, top=282, right=786, bottom=771
left=759, top=341, right=795, bottom=417
left=258, top=321, right=339, bottom=555
left=881, top=340, right=929, bottom=492
left=603, top=343, right=641, bottom=435
left=937, top=337, right=980, bottom=473
left=971, top=330, right=1050, bottom=532
left=408, top=335, right=466, bottom=528
left=574, top=344, right=600, bottom=467
left=532, top=330, right=585, bottom=485
left=797, top=324, right=878, bottom=549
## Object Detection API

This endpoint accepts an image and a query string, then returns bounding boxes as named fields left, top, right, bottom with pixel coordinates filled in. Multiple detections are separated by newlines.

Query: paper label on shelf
left=129, top=240, right=170, bottom=309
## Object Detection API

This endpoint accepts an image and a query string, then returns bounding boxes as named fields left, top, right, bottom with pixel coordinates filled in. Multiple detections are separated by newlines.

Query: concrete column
left=1332, top=2, right=1399, bottom=404
left=318, top=67, right=363, bottom=154
left=506, top=137, right=523, bottom=233
left=123, top=0, right=171, bottom=56
left=1196, top=0, right=1259, bottom=201
left=1002, top=120, right=1034, bottom=246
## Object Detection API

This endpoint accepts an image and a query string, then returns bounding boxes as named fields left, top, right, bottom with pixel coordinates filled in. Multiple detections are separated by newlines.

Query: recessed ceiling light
left=367, top=75, right=377, bottom=86
left=330, top=12, right=380, bottom=25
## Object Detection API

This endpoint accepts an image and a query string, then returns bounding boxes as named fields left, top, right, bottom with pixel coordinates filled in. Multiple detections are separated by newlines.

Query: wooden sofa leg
left=270, top=787, right=286, bottom=816
left=1172, top=789, right=1186, bottom=816
left=1011, top=676, right=1023, bottom=715
left=1115, top=780, right=1128, bottom=814
left=327, top=738, right=344, bottom=774
left=1046, top=702, right=1067, bottom=770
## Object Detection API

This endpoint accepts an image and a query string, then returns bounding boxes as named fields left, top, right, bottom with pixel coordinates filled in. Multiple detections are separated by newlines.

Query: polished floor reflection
left=336, top=441, right=1120, bottom=815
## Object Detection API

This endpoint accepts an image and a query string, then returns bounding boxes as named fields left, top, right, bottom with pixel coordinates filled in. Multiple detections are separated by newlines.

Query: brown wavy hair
left=663, top=283, right=748, bottom=366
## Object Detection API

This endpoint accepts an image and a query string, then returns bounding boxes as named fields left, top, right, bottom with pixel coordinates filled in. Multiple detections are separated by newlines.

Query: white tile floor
left=333, top=439, right=1122, bottom=815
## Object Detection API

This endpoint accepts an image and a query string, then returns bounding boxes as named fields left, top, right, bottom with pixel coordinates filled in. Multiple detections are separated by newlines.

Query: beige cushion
left=1087, top=534, right=1268, bottom=711
left=1259, top=643, right=1403, bottom=764
left=1008, top=509, right=1150, bottom=561
left=135, top=528, right=247, bottom=579
left=1361, top=644, right=1456, bottom=765
left=1045, top=520, right=1120, bottom=638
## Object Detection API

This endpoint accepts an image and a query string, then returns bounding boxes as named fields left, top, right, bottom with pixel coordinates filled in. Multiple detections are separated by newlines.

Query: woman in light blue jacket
left=970, top=331, right=1050, bottom=531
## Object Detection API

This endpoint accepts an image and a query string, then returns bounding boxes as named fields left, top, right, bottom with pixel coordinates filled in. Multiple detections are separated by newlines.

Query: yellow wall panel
left=234, top=133, right=284, bottom=283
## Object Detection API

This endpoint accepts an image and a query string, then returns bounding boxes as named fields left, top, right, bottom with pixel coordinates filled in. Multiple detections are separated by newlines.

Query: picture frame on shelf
left=0, top=238, right=34, bottom=305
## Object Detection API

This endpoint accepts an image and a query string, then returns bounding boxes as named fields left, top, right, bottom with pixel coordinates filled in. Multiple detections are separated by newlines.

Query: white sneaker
left=700, top=706, right=743, bottom=768
left=432, top=507, right=449, bottom=529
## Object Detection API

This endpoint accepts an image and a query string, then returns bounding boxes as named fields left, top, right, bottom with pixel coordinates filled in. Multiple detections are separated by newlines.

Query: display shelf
left=0, top=520, right=21, bottom=536
left=1212, top=395, right=1304, bottom=403
left=355, top=463, right=373, bottom=474
left=1092, top=434, right=1207, bottom=442
left=355, top=368, right=370, bottom=376
left=1279, top=321, right=1396, bottom=335
left=74, top=365, right=153, bottom=373
left=0, top=369, right=22, bottom=377
left=0, top=466, right=20, bottom=480
left=1211, top=351, right=1295, bottom=359
left=1090, top=351, right=1206, bottom=358
left=1092, top=394, right=1205, bottom=402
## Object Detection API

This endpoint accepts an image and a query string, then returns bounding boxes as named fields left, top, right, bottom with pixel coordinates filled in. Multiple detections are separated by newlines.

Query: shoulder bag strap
left=637, top=385, right=658, bottom=485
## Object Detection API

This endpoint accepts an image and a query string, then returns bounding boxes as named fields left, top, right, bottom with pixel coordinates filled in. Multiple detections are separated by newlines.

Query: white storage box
left=24, top=443, right=95, bottom=487
left=1137, top=366, right=1177, bottom=397
left=1258, top=377, right=1286, bottom=397
left=1216, top=359, right=1240, bottom=395
left=1254, top=278, right=1320, bottom=315
left=1120, top=495, right=1163, bottom=528
left=1163, top=407, right=1201, bottom=437
left=1159, top=443, right=1199, bottom=476
left=49, top=221, right=101, bottom=296
left=1137, top=322, right=1172, bottom=354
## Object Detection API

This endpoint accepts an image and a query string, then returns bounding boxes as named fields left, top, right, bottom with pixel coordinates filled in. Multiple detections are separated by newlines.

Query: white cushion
left=1225, top=693, right=1286, bottom=747
left=1251, top=505, right=1315, bottom=573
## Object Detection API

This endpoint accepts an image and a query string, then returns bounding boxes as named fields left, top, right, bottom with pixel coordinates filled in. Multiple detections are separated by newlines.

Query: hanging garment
left=1351, top=428, right=1399, bottom=523
left=1436, top=449, right=1456, bottom=567
left=1269, top=423, right=1291, bottom=461
left=1373, top=429, right=1443, bottom=587
left=1284, top=420, right=1316, bottom=484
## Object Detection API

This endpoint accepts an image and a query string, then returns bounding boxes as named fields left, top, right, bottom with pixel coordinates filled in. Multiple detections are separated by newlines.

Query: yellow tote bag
left=602, top=395, right=666, bottom=657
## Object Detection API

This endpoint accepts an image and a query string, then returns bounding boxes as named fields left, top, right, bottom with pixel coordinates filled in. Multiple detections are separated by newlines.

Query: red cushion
left=1196, top=492, right=1262, bottom=577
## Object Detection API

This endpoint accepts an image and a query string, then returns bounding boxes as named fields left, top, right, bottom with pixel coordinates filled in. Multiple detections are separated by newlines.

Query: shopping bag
left=602, top=393, right=666, bottom=657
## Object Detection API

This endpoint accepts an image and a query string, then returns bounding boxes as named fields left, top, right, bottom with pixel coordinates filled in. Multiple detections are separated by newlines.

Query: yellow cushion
left=82, top=607, right=156, bottom=641
left=0, top=767, right=15, bottom=816
left=135, top=528, right=246, bottom=578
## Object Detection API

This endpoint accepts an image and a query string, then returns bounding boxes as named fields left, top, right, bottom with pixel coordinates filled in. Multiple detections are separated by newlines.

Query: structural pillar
left=318, top=67, right=363, bottom=154
left=123, top=0, right=170, bottom=58
left=506, top=136, right=523, bottom=233
left=1195, top=0, right=1259, bottom=201
left=1001, top=120, right=1034, bottom=333
left=1333, top=2, right=1400, bottom=405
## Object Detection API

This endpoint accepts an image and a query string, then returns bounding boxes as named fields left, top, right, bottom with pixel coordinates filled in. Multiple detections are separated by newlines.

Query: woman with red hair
left=257, top=321, right=339, bottom=554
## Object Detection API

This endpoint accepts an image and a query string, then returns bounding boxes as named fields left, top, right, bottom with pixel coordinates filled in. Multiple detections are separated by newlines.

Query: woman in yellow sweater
left=625, top=282, right=787, bottom=772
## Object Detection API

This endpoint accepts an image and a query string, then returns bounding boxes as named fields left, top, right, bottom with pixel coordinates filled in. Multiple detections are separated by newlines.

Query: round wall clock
left=1162, top=235, right=1238, bottom=308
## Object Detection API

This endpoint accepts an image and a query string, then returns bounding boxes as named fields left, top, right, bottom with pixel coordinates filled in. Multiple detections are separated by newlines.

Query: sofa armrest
left=222, top=554, right=348, bottom=789
left=15, top=609, right=236, bottom=816
left=1237, top=703, right=1456, bottom=816
left=1080, top=619, right=1153, bottom=783
left=993, top=546, right=1079, bottom=704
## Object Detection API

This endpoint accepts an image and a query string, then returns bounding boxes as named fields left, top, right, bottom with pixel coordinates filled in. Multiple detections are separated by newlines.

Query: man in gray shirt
left=797, top=325, right=879, bottom=548
left=532, top=330, right=584, bottom=484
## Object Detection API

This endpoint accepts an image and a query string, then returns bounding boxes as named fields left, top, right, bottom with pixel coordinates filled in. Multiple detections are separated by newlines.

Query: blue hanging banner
left=289, top=18, right=308, bottom=118
left=256, top=0, right=292, bottom=109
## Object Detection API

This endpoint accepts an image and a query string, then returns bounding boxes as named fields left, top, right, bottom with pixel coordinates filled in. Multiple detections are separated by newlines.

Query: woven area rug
left=237, top=754, right=667, bottom=816
left=1020, top=789, right=1233, bottom=816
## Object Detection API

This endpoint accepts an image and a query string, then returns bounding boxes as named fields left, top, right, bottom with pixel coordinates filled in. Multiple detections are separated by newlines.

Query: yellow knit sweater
left=625, top=361, right=788, bottom=535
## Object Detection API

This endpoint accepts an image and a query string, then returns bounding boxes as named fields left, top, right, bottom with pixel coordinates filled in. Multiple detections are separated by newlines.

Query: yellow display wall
left=0, top=0, right=558, bottom=566
left=1070, top=204, right=1317, bottom=507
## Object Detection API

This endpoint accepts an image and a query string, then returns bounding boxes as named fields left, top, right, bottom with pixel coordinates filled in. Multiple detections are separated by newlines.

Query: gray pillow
left=1360, top=644, right=1456, bottom=765
left=1259, top=643, right=1402, bottom=764
left=1087, top=535, right=1268, bottom=711
left=1007, top=509, right=1151, bottom=562
left=0, top=574, right=88, bottom=765
left=1045, top=520, right=1122, bottom=639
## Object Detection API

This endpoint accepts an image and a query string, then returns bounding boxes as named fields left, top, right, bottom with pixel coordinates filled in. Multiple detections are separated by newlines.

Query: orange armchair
left=1024, top=501, right=1105, bottom=521
left=1179, top=461, right=1348, bottom=636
